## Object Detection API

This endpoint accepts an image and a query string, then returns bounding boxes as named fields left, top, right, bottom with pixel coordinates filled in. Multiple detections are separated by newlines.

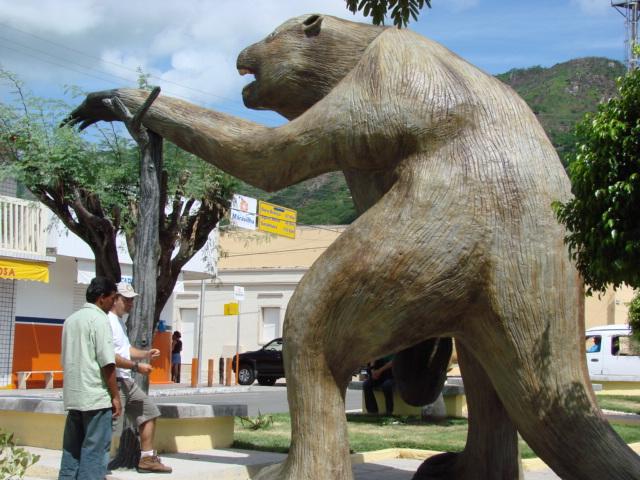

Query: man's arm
left=115, top=354, right=153, bottom=375
left=372, top=359, right=393, bottom=380
left=130, top=346, right=160, bottom=361
left=101, top=363, right=122, bottom=418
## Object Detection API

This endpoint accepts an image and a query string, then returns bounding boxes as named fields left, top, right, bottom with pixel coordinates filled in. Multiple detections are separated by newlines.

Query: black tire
left=238, top=364, right=255, bottom=385
left=257, top=376, right=277, bottom=386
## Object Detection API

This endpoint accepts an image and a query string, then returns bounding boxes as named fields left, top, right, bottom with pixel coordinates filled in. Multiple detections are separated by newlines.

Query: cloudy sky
left=0, top=0, right=627, bottom=125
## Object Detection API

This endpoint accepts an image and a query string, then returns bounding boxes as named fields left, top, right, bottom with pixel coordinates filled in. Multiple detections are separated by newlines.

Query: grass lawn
left=596, top=394, right=640, bottom=414
left=233, top=396, right=640, bottom=458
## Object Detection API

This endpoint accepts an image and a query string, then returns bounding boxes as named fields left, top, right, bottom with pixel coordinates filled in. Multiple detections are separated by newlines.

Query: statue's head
left=237, top=14, right=383, bottom=120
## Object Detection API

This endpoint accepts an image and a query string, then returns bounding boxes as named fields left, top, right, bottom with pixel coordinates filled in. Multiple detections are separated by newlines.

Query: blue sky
left=0, top=0, right=628, bottom=126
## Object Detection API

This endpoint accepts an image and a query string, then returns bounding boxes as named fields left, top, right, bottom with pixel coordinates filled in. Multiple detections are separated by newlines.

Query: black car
left=233, top=337, right=284, bottom=386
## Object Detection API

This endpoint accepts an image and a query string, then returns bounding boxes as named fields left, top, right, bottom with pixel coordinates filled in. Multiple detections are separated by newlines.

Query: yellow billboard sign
left=258, top=200, right=296, bottom=238
left=258, top=216, right=296, bottom=239
left=259, top=201, right=297, bottom=223
left=224, top=302, right=239, bottom=315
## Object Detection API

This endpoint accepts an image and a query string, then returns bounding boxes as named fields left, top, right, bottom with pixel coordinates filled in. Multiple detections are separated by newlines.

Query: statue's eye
left=266, top=31, right=277, bottom=43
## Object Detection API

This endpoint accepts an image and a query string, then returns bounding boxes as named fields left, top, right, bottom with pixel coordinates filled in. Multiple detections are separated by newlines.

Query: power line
left=0, top=22, right=277, bottom=121
left=0, top=42, right=129, bottom=87
left=0, top=37, right=138, bottom=85
left=223, top=245, right=335, bottom=257
left=0, top=21, right=243, bottom=105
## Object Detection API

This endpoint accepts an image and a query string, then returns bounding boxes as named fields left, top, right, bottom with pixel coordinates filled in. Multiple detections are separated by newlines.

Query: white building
left=174, top=226, right=346, bottom=382
left=0, top=178, right=214, bottom=388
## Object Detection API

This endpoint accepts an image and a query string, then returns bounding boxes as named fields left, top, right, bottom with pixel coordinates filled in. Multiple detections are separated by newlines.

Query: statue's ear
left=303, top=14, right=323, bottom=37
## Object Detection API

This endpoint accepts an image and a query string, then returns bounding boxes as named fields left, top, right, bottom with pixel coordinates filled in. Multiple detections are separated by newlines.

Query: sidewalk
left=22, top=445, right=563, bottom=480
left=0, top=382, right=267, bottom=400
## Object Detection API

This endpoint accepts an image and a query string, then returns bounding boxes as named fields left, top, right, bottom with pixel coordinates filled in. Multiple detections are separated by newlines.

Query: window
left=586, top=335, right=601, bottom=353
left=611, top=336, right=639, bottom=356
left=261, top=307, right=280, bottom=344
left=264, top=338, right=283, bottom=352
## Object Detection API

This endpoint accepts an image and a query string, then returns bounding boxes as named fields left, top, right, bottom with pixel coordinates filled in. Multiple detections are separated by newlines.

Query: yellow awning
left=0, top=258, right=49, bottom=283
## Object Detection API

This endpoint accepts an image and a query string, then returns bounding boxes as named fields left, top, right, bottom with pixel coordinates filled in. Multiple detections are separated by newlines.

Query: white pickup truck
left=585, top=325, right=640, bottom=382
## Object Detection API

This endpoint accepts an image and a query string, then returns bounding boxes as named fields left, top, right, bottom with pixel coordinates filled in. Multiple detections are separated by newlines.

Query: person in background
left=587, top=336, right=601, bottom=353
left=171, top=331, right=182, bottom=383
left=59, top=276, right=121, bottom=480
left=108, top=282, right=172, bottom=474
left=363, top=355, right=395, bottom=416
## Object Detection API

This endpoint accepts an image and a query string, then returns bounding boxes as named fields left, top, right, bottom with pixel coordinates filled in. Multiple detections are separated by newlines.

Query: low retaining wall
left=351, top=381, right=467, bottom=418
left=0, top=397, right=247, bottom=453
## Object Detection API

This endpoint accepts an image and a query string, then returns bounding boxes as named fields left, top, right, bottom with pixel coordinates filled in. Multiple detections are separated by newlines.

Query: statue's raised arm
left=65, top=87, right=336, bottom=191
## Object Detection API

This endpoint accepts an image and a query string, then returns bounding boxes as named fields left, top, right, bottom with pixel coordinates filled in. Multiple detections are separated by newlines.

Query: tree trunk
left=129, top=129, right=162, bottom=392
left=107, top=90, right=162, bottom=470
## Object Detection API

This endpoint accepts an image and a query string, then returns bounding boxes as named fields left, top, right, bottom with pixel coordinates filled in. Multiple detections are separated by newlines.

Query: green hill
left=497, top=57, right=625, bottom=160
left=240, top=57, right=625, bottom=225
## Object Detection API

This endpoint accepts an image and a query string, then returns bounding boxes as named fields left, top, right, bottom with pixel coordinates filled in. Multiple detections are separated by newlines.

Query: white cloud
left=570, top=0, right=611, bottom=15
left=0, top=0, right=103, bottom=34
left=443, top=0, right=480, bottom=13
left=0, top=0, right=364, bottom=109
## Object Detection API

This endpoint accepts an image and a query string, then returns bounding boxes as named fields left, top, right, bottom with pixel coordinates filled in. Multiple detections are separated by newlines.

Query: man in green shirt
left=58, top=277, right=122, bottom=480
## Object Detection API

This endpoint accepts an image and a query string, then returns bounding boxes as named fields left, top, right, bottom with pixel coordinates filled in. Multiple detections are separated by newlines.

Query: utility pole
left=612, top=1, right=640, bottom=70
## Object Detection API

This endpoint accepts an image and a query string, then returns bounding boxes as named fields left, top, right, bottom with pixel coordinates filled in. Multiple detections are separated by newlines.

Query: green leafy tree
left=345, top=0, right=431, bottom=28
left=0, top=69, right=236, bottom=328
left=553, top=68, right=640, bottom=339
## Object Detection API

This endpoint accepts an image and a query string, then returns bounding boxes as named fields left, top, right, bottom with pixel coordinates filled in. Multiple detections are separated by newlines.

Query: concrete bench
left=351, top=380, right=467, bottom=418
left=0, top=397, right=247, bottom=454
left=16, top=370, right=63, bottom=389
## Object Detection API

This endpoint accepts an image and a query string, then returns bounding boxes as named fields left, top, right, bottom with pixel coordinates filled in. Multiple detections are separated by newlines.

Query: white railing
left=0, top=194, right=47, bottom=256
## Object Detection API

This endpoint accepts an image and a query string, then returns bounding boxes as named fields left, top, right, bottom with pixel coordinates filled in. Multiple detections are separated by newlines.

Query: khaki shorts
left=113, top=378, right=160, bottom=432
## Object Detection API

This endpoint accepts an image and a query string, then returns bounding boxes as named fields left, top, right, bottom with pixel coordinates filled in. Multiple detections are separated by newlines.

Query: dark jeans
left=58, top=407, right=112, bottom=480
left=363, top=377, right=394, bottom=415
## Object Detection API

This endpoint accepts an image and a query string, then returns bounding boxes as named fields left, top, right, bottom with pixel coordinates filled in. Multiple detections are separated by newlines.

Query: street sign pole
left=196, top=279, right=206, bottom=386
left=235, top=302, right=241, bottom=385
left=233, top=286, right=245, bottom=385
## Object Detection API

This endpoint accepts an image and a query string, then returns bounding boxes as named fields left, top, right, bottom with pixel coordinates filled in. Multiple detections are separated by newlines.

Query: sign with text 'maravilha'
left=230, top=194, right=257, bottom=230
left=258, top=201, right=297, bottom=239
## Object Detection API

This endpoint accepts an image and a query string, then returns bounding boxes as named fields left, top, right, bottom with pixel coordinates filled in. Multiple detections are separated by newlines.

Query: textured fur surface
left=68, top=14, right=640, bottom=479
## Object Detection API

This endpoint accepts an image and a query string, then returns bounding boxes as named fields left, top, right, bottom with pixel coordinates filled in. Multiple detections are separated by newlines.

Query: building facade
left=175, top=225, right=637, bottom=383
left=1, top=178, right=213, bottom=387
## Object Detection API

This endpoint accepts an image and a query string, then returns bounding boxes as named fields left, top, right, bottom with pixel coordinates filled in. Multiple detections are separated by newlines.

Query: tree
left=0, top=69, right=236, bottom=329
left=345, top=0, right=431, bottom=28
left=553, top=67, right=640, bottom=339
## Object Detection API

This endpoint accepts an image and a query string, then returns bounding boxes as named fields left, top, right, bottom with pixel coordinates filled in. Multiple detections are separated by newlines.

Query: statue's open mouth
left=238, top=66, right=257, bottom=90
left=238, top=67, right=255, bottom=77
left=238, top=65, right=260, bottom=106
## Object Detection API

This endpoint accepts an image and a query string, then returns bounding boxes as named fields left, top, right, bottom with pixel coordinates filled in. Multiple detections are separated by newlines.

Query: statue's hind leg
left=413, top=340, right=522, bottom=480
left=470, top=324, right=640, bottom=480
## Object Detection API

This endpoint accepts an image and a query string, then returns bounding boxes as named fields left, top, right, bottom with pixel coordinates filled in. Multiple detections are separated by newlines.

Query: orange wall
left=150, top=331, right=172, bottom=384
left=12, top=323, right=63, bottom=388
left=12, top=322, right=171, bottom=387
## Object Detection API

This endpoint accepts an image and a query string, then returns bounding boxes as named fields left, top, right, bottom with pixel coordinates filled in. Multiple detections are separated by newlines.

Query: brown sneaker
left=137, top=454, right=172, bottom=474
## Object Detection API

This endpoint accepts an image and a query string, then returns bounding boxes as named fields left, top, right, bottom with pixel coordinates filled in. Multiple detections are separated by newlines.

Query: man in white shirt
left=108, top=282, right=171, bottom=474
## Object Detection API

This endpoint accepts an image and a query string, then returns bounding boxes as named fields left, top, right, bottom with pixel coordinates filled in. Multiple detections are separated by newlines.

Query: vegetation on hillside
left=498, top=57, right=625, bottom=162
